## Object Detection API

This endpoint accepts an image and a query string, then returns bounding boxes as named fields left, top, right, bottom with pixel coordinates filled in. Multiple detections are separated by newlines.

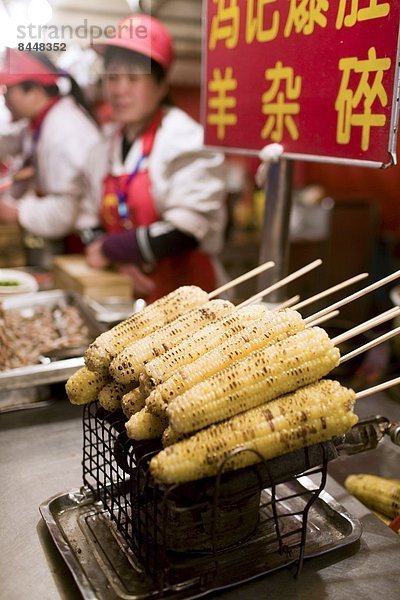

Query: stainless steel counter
left=0, top=392, right=399, bottom=600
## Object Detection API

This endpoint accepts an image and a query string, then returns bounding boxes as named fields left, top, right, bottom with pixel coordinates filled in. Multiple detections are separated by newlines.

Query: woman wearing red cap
left=0, top=49, right=100, bottom=258
left=84, top=14, right=228, bottom=301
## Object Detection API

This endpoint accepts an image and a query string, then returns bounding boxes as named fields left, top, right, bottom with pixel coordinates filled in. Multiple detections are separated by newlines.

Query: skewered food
left=167, top=326, right=340, bottom=435
left=66, top=366, right=109, bottom=405
left=345, top=474, right=400, bottom=519
left=98, top=380, right=132, bottom=412
left=146, top=307, right=306, bottom=416
left=109, top=299, right=234, bottom=384
left=84, top=285, right=209, bottom=373
left=121, top=387, right=145, bottom=417
left=150, top=379, right=357, bottom=484
left=161, top=426, right=183, bottom=447
left=142, top=304, right=269, bottom=390
left=125, top=408, right=168, bottom=440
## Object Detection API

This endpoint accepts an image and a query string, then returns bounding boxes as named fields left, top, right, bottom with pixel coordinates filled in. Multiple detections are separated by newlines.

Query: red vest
left=100, top=112, right=216, bottom=302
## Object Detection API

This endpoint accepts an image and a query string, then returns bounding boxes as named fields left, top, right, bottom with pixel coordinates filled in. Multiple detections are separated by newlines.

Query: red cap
left=93, top=14, right=174, bottom=71
left=0, top=48, right=59, bottom=87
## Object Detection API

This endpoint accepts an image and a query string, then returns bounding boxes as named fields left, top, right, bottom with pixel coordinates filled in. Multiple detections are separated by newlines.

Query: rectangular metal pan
left=40, top=477, right=362, bottom=600
left=0, top=289, right=105, bottom=390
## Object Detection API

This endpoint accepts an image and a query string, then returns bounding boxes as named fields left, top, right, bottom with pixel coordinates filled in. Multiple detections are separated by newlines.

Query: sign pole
left=257, top=158, right=294, bottom=302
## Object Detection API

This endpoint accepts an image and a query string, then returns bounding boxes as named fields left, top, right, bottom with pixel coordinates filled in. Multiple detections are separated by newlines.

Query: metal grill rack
left=82, top=401, right=337, bottom=594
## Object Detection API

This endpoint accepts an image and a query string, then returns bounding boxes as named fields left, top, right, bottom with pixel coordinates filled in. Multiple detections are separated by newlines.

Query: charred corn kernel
left=144, top=304, right=269, bottom=389
left=98, top=380, right=131, bottom=412
left=345, top=474, right=400, bottom=519
left=167, top=327, right=340, bottom=434
left=85, top=285, right=208, bottom=373
left=121, top=387, right=146, bottom=418
left=162, top=426, right=184, bottom=447
left=110, top=299, right=234, bottom=384
left=125, top=407, right=168, bottom=440
left=139, top=372, right=153, bottom=397
left=66, top=366, right=109, bottom=405
left=150, top=379, right=357, bottom=484
left=146, top=308, right=306, bottom=417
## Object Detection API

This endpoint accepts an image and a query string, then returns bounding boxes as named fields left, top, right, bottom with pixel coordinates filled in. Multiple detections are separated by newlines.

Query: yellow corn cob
left=150, top=379, right=357, bottom=484
left=146, top=308, right=306, bottom=416
left=139, top=372, right=153, bottom=397
left=85, top=285, right=208, bottom=373
left=110, top=299, right=234, bottom=384
left=66, top=366, right=109, bottom=405
left=125, top=407, right=168, bottom=440
left=121, top=387, right=146, bottom=418
left=162, top=426, right=184, bottom=447
left=143, top=304, right=269, bottom=389
left=98, top=380, right=131, bottom=412
left=167, top=327, right=340, bottom=434
left=345, top=474, right=400, bottom=519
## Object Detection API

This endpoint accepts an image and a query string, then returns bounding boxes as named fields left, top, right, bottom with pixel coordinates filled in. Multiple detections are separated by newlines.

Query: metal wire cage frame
left=82, top=401, right=335, bottom=593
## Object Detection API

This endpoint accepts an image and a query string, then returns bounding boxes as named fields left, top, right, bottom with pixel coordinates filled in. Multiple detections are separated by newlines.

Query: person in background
left=84, top=14, right=227, bottom=302
left=0, top=49, right=101, bottom=259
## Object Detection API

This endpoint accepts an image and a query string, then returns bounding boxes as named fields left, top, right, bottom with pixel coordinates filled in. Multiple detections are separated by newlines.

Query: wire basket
left=82, top=401, right=335, bottom=592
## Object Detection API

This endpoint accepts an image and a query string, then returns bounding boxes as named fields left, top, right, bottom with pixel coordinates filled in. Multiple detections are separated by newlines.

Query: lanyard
left=115, top=151, right=148, bottom=221
left=109, top=108, right=164, bottom=225
left=21, top=122, right=44, bottom=168
left=23, top=97, right=60, bottom=167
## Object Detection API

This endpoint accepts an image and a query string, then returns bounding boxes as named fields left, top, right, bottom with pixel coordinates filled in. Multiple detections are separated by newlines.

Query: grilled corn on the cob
left=125, top=407, right=168, bottom=440
left=110, top=299, right=234, bottom=384
left=146, top=308, right=306, bottom=416
left=85, top=285, right=208, bottom=373
left=150, top=379, right=357, bottom=484
left=167, top=326, right=340, bottom=434
left=98, top=380, right=131, bottom=412
left=121, top=387, right=145, bottom=417
left=162, top=426, right=184, bottom=447
left=345, top=474, right=400, bottom=519
left=143, top=304, right=269, bottom=389
left=66, top=366, right=109, bottom=405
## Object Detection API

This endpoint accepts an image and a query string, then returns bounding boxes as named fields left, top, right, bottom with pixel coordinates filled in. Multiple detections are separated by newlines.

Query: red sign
left=202, top=0, right=400, bottom=166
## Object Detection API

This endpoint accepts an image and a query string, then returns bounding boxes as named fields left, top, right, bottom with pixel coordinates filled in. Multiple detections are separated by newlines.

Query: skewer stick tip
left=355, top=376, right=400, bottom=400
left=208, top=260, right=275, bottom=299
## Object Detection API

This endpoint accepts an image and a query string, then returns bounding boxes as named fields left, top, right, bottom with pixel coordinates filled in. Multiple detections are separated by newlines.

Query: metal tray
left=0, top=289, right=105, bottom=391
left=40, top=477, right=362, bottom=600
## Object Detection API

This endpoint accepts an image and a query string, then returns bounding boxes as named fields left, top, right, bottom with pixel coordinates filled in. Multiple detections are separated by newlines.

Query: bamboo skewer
left=305, top=268, right=400, bottom=324
left=273, top=295, right=301, bottom=310
left=208, top=260, right=275, bottom=299
left=340, top=324, right=400, bottom=364
left=236, top=259, right=322, bottom=308
left=355, top=376, right=400, bottom=399
left=291, top=273, right=369, bottom=311
left=332, top=307, right=400, bottom=346
left=306, top=310, right=340, bottom=327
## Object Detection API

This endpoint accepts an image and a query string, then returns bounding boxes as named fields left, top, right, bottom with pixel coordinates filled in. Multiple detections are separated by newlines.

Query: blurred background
left=1, top=0, right=399, bottom=391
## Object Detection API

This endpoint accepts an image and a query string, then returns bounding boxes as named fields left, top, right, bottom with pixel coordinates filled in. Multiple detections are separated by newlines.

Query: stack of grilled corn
left=66, top=284, right=359, bottom=485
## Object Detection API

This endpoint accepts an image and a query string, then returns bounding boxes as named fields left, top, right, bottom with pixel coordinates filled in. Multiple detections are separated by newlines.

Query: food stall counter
left=0, top=393, right=399, bottom=600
